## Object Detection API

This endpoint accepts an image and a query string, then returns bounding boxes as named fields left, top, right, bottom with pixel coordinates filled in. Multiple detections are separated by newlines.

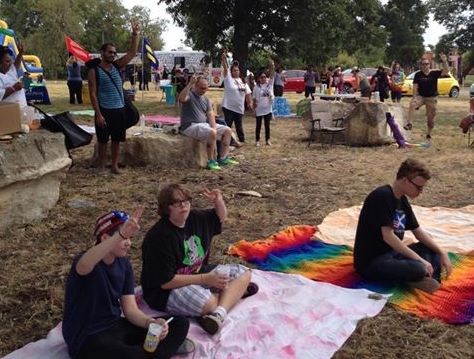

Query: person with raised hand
left=141, top=184, right=257, bottom=336
left=221, top=50, right=253, bottom=146
left=178, top=73, right=237, bottom=171
left=87, top=19, right=140, bottom=174
left=62, top=206, right=193, bottom=359
left=0, top=42, right=27, bottom=107
left=405, top=53, right=449, bottom=141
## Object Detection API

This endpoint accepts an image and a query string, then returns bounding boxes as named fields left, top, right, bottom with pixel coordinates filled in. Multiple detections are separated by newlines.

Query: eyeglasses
left=170, top=199, right=191, bottom=208
left=407, top=178, right=425, bottom=191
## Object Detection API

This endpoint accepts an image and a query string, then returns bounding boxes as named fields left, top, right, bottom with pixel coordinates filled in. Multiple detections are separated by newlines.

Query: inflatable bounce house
left=0, top=19, right=43, bottom=79
left=1, top=20, right=50, bottom=103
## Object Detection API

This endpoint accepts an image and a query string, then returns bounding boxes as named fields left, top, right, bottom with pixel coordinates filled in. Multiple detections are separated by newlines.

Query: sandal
left=242, top=282, right=259, bottom=298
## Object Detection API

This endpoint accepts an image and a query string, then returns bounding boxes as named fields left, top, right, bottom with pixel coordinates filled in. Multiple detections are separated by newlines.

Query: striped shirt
left=97, top=65, right=124, bottom=109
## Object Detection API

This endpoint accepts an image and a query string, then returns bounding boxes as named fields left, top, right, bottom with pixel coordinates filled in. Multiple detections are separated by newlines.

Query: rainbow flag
left=229, top=225, right=474, bottom=324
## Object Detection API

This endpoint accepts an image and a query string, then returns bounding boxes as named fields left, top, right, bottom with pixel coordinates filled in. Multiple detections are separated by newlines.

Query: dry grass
left=1, top=82, right=473, bottom=357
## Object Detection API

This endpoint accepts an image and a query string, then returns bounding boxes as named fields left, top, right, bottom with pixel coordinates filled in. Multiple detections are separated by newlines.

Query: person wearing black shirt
left=405, top=54, right=449, bottom=140
left=353, top=159, right=452, bottom=293
left=141, top=184, right=255, bottom=336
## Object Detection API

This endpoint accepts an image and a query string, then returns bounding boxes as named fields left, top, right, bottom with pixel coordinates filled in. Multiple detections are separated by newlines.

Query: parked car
left=342, top=68, right=377, bottom=93
left=470, top=83, right=474, bottom=98
left=401, top=71, right=460, bottom=97
left=283, top=69, right=306, bottom=93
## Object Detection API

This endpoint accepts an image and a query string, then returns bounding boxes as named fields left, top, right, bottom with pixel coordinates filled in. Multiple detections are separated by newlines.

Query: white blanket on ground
left=5, top=270, right=387, bottom=359
left=317, top=205, right=474, bottom=254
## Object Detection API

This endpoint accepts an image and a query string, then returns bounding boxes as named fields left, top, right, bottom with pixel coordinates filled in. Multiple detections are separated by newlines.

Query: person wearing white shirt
left=0, top=44, right=27, bottom=108
left=252, top=59, right=275, bottom=146
left=221, top=52, right=253, bottom=145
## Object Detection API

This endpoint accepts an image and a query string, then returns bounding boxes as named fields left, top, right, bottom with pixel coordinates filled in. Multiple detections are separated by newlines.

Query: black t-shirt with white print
left=353, top=185, right=419, bottom=273
left=141, top=209, right=222, bottom=310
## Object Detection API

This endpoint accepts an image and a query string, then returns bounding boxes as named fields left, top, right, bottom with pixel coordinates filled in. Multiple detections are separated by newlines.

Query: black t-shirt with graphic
left=353, top=185, right=419, bottom=273
left=413, top=69, right=442, bottom=97
left=141, top=209, right=222, bottom=310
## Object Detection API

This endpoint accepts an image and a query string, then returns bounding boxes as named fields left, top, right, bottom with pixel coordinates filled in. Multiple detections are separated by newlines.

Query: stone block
left=120, top=126, right=208, bottom=168
left=0, top=130, right=72, bottom=231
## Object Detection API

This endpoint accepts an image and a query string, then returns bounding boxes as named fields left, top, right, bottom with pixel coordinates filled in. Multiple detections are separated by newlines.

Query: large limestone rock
left=0, top=130, right=72, bottom=231
left=120, top=126, right=208, bottom=168
left=345, top=102, right=406, bottom=146
left=307, top=99, right=406, bottom=146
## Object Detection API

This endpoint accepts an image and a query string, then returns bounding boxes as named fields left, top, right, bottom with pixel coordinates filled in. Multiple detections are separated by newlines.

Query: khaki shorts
left=182, top=123, right=229, bottom=142
left=410, top=96, right=437, bottom=118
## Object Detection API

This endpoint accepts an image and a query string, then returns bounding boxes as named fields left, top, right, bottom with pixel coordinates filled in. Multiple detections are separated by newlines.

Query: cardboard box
left=0, top=102, right=22, bottom=136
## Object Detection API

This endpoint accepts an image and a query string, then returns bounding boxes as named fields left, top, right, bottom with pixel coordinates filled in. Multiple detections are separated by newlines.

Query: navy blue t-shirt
left=353, top=185, right=419, bottom=272
left=62, top=254, right=134, bottom=358
left=141, top=209, right=222, bottom=310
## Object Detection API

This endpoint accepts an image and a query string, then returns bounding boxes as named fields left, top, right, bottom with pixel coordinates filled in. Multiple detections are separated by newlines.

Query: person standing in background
left=304, top=64, right=318, bottom=100
left=273, top=64, right=285, bottom=97
left=221, top=52, right=253, bottom=146
left=389, top=61, right=405, bottom=103
left=405, top=54, right=449, bottom=140
left=252, top=58, right=275, bottom=146
left=0, top=44, right=27, bottom=107
left=66, top=55, right=83, bottom=104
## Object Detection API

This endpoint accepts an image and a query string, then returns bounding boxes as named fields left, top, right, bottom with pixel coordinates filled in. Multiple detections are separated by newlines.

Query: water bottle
left=139, top=114, right=145, bottom=134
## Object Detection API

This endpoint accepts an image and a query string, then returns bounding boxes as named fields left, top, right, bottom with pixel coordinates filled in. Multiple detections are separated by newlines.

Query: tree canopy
left=0, top=0, right=165, bottom=78
left=429, top=0, right=473, bottom=51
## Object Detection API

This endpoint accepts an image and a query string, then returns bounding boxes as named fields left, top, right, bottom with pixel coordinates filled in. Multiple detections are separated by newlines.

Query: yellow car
left=401, top=71, right=460, bottom=97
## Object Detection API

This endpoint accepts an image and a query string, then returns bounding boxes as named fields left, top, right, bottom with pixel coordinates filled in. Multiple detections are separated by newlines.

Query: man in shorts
left=178, top=75, right=237, bottom=171
left=88, top=20, right=139, bottom=174
left=141, top=184, right=257, bottom=335
left=405, top=54, right=449, bottom=140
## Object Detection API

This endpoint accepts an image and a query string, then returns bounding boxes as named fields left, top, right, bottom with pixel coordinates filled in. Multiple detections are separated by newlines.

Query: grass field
left=1, top=81, right=473, bottom=358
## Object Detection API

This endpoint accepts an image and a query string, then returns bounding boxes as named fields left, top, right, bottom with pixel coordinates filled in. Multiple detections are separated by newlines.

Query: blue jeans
left=361, top=242, right=441, bottom=283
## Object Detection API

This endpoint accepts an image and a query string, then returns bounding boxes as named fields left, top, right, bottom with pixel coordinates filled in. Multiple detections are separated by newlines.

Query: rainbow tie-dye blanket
left=229, top=225, right=474, bottom=324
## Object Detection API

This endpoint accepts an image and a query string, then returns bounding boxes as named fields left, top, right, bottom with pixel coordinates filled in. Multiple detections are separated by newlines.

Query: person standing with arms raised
left=87, top=20, right=140, bottom=174
left=221, top=52, right=253, bottom=147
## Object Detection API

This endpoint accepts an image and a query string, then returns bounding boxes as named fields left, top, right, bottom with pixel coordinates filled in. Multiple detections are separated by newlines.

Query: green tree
left=382, top=0, right=428, bottom=67
left=159, top=0, right=294, bottom=74
left=429, top=0, right=473, bottom=50
left=128, top=5, right=166, bottom=50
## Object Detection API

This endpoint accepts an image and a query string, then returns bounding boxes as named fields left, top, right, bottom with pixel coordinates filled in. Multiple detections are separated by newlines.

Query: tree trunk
left=232, top=0, right=253, bottom=79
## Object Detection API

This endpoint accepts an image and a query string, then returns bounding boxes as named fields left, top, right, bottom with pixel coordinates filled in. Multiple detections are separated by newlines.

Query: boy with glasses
left=405, top=54, right=449, bottom=140
left=141, top=184, right=256, bottom=335
left=353, top=158, right=452, bottom=293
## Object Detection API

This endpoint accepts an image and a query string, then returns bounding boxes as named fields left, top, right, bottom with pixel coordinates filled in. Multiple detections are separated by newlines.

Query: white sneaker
left=256, top=141, right=260, bottom=147
left=266, top=140, right=272, bottom=146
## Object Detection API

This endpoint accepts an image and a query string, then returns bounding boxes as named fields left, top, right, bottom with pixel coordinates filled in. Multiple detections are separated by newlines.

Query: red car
left=283, top=69, right=306, bottom=93
left=342, top=68, right=377, bottom=93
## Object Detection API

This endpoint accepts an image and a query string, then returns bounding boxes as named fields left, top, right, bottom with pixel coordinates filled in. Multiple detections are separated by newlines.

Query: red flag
left=65, top=35, right=91, bottom=63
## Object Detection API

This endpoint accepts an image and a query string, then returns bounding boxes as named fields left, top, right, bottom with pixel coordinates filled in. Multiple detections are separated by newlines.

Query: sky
left=122, top=1, right=446, bottom=51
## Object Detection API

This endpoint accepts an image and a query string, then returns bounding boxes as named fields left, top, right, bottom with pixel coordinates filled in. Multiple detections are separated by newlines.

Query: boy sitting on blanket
left=141, top=184, right=257, bottom=335
left=62, top=207, right=194, bottom=359
left=354, top=158, right=452, bottom=293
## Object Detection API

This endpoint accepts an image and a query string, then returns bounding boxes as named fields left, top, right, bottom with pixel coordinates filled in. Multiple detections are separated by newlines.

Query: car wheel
left=449, top=87, right=459, bottom=98
left=343, top=83, right=352, bottom=94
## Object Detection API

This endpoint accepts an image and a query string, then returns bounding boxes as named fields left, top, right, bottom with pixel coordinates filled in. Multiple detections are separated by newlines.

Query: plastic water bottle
left=139, top=114, right=145, bottom=134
